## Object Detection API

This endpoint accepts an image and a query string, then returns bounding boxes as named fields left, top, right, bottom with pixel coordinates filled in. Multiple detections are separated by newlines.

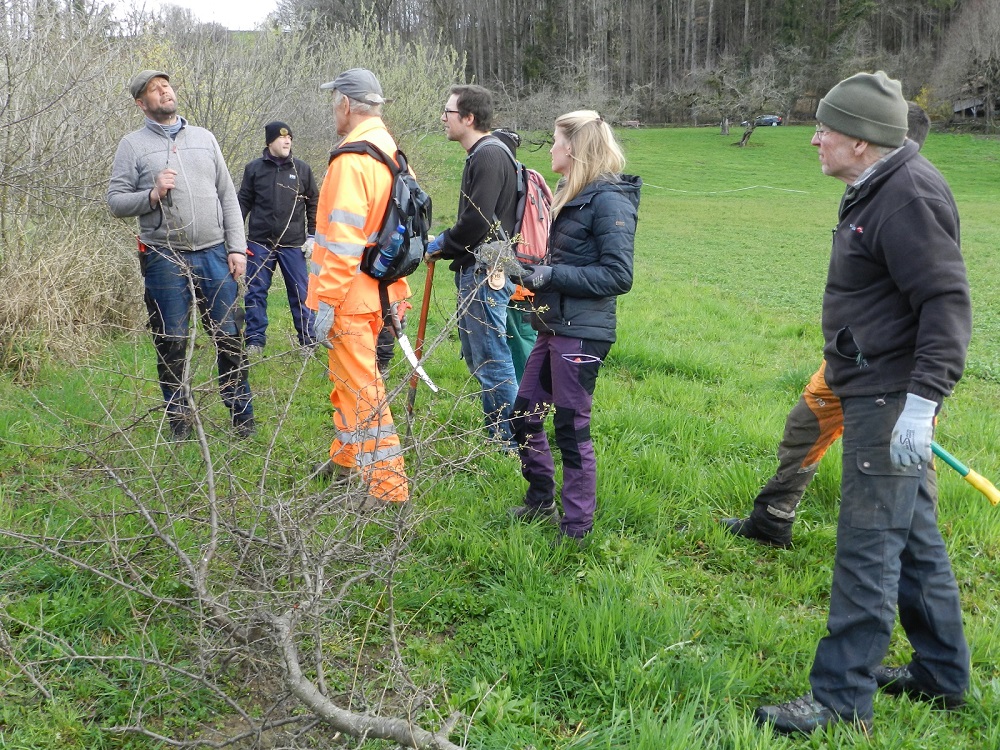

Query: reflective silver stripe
left=309, top=259, right=321, bottom=275
left=336, top=422, right=399, bottom=446
left=766, top=506, right=797, bottom=521
left=317, top=236, right=365, bottom=258
left=361, top=442, right=403, bottom=466
left=367, top=230, right=379, bottom=244
left=328, top=208, right=367, bottom=229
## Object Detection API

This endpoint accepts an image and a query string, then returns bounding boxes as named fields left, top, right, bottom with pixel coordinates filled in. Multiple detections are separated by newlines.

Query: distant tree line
left=273, top=0, right=1000, bottom=127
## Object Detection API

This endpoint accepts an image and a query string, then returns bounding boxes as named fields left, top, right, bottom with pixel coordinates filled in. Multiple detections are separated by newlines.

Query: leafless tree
left=0, top=258, right=514, bottom=746
left=934, top=0, right=1000, bottom=129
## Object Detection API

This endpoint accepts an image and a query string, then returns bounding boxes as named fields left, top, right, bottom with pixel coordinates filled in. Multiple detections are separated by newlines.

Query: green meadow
left=3, top=125, right=1000, bottom=748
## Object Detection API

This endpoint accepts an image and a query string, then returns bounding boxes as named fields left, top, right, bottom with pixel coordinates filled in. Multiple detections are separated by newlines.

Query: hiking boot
left=352, top=494, right=409, bottom=515
left=169, top=418, right=192, bottom=441
left=232, top=415, right=256, bottom=439
left=720, top=516, right=791, bottom=549
left=874, top=664, right=965, bottom=709
left=754, top=694, right=871, bottom=736
left=550, top=531, right=589, bottom=550
left=312, top=460, right=358, bottom=484
left=245, top=344, right=264, bottom=358
left=509, top=502, right=560, bottom=525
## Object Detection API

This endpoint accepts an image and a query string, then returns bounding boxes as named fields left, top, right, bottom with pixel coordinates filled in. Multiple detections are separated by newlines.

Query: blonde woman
left=509, top=111, right=642, bottom=545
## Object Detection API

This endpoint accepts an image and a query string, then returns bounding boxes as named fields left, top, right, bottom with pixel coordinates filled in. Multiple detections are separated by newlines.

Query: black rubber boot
left=720, top=516, right=792, bottom=548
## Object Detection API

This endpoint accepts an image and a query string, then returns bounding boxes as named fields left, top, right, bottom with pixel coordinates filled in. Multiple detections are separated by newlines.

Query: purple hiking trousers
left=511, top=332, right=612, bottom=538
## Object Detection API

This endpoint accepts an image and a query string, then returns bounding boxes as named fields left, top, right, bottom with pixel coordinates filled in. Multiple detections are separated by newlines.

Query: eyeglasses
left=442, top=108, right=461, bottom=117
left=814, top=127, right=834, bottom=140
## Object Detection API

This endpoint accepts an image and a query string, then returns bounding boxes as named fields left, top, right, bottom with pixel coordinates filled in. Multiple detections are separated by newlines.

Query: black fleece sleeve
left=237, top=162, right=254, bottom=221
left=440, top=144, right=509, bottom=258
left=882, top=196, right=971, bottom=402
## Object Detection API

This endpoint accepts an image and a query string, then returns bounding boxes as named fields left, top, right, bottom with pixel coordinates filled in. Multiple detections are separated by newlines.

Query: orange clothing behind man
left=307, top=68, right=410, bottom=503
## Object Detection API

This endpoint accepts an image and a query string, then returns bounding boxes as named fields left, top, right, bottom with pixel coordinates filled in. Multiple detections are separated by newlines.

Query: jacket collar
left=563, top=174, right=642, bottom=209
left=840, top=139, right=919, bottom=215
left=339, top=117, right=387, bottom=145
left=262, top=147, right=293, bottom=166
left=143, top=115, right=187, bottom=138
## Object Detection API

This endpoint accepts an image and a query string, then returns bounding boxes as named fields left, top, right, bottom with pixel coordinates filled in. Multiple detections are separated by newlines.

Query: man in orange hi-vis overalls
left=306, top=68, right=410, bottom=506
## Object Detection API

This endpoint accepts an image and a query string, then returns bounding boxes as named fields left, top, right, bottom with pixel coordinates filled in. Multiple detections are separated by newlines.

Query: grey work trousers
left=809, top=392, right=969, bottom=722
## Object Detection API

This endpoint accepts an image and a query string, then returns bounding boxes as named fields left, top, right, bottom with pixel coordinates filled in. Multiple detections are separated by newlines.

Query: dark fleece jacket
left=822, top=139, right=971, bottom=404
left=438, top=135, right=518, bottom=272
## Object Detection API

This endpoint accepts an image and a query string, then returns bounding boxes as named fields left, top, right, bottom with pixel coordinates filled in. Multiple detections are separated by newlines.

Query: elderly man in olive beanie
left=755, top=71, right=972, bottom=736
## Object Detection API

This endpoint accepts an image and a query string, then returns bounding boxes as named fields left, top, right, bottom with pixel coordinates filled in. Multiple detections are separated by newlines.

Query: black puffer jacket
left=532, top=175, right=641, bottom=342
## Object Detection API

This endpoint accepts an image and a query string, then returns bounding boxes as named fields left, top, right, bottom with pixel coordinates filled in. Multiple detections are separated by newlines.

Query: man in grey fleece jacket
left=107, top=69, right=254, bottom=440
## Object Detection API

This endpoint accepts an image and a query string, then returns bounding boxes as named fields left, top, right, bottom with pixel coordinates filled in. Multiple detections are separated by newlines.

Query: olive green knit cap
left=816, top=71, right=907, bottom=147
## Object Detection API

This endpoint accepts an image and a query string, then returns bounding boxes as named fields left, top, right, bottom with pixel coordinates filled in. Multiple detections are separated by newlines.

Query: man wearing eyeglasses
left=755, top=71, right=971, bottom=736
left=722, top=102, right=931, bottom=550
left=426, top=85, right=519, bottom=449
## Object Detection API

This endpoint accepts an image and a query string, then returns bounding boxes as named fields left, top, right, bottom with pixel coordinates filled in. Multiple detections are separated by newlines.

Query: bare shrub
left=0, top=270, right=509, bottom=747
left=0, top=4, right=462, bottom=377
left=491, top=56, right=645, bottom=131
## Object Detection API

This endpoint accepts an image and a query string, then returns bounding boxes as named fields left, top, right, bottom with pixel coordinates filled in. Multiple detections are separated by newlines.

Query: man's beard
left=147, top=102, right=178, bottom=122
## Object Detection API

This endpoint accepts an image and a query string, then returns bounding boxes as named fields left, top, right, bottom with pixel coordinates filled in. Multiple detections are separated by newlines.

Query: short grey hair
left=334, top=90, right=382, bottom=117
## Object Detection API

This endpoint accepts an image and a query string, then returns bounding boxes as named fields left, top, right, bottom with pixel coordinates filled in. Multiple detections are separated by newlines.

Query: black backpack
left=327, top=142, right=432, bottom=284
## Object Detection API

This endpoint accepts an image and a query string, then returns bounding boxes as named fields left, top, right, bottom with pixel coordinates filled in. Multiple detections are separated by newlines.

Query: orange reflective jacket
left=307, top=118, right=410, bottom=315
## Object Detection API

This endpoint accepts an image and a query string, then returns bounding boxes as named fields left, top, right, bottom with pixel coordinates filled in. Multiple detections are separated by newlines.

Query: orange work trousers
left=327, top=310, right=408, bottom=503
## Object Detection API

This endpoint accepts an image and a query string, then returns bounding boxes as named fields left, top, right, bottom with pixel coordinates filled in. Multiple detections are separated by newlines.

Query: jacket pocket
left=834, top=325, right=868, bottom=368
left=844, top=447, right=922, bottom=530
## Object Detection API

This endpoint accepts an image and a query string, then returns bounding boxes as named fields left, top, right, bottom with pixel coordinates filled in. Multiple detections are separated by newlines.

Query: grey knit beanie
left=816, top=71, right=907, bottom=147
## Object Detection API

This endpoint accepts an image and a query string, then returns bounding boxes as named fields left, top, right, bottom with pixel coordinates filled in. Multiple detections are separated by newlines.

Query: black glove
left=516, top=264, right=553, bottom=291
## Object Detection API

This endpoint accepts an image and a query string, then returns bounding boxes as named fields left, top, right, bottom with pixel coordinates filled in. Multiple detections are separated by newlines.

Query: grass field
left=3, top=125, right=1000, bottom=749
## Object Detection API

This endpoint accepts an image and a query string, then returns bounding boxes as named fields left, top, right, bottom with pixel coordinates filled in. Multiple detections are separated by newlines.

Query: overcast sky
left=118, top=0, right=280, bottom=30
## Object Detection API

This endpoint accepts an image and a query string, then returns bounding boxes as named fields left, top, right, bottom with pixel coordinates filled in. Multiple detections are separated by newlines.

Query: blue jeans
left=245, top=240, right=316, bottom=348
left=143, top=244, right=253, bottom=424
left=455, top=266, right=518, bottom=446
left=511, top=334, right=611, bottom=538
left=809, top=392, right=968, bottom=721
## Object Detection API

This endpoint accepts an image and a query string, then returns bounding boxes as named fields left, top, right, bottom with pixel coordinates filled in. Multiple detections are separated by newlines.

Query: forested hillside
left=272, top=0, right=1000, bottom=124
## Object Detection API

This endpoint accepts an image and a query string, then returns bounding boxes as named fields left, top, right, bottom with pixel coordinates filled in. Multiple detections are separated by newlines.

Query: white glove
left=890, top=393, right=937, bottom=468
left=303, top=236, right=315, bottom=258
left=388, top=300, right=411, bottom=334
left=315, top=302, right=335, bottom=350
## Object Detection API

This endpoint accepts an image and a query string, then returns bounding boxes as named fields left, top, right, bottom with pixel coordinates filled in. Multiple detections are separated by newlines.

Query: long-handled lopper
left=932, top=441, right=1000, bottom=506
left=406, top=260, right=437, bottom=416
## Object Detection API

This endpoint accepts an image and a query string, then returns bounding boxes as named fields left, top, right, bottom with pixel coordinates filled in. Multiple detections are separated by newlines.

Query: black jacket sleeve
left=550, top=190, right=636, bottom=298
left=237, top=161, right=255, bottom=221
left=882, top=197, right=970, bottom=402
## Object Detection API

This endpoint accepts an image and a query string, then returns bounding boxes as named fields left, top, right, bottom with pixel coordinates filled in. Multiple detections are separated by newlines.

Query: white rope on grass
left=643, top=182, right=809, bottom=195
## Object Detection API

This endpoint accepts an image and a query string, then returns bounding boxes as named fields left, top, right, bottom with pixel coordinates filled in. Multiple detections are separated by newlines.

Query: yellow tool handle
left=964, top=469, right=1000, bottom=507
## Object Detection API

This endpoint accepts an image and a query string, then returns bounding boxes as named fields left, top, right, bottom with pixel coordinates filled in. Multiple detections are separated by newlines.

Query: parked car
left=753, top=114, right=783, bottom=126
